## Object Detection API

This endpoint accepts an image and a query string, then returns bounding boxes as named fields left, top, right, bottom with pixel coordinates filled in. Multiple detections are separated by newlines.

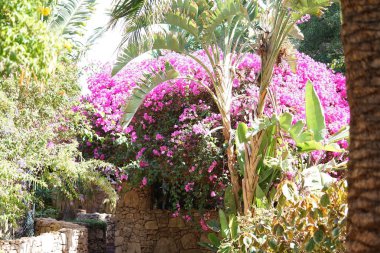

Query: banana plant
left=236, top=80, right=348, bottom=214
left=234, top=0, right=334, bottom=215
left=278, top=81, right=349, bottom=153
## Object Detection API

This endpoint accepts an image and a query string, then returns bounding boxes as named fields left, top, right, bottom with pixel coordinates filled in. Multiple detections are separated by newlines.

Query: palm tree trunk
left=341, top=1, right=380, bottom=252
left=222, top=116, right=242, bottom=212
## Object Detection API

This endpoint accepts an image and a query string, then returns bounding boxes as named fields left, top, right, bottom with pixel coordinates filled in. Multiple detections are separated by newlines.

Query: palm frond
left=202, top=0, right=245, bottom=40
left=110, top=0, right=165, bottom=26
left=76, top=26, right=107, bottom=59
left=109, top=0, right=170, bottom=47
left=112, top=31, right=187, bottom=75
left=121, top=63, right=179, bottom=127
left=49, top=0, right=96, bottom=41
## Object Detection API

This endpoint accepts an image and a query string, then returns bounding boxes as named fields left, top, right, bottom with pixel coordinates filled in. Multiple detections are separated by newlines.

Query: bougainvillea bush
left=81, top=50, right=348, bottom=213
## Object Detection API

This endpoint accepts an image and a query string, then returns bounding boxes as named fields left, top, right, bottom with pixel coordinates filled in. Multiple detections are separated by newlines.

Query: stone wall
left=0, top=218, right=88, bottom=253
left=114, top=187, right=214, bottom=253
left=53, top=187, right=113, bottom=218
left=76, top=212, right=115, bottom=253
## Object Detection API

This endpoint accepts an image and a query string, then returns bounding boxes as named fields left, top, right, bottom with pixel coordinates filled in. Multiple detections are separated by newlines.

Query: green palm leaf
left=202, top=0, right=245, bottom=41
left=112, top=31, right=187, bottom=75
left=166, top=13, right=199, bottom=38
left=121, top=63, right=179, bottom=127
left=109, top=0, right=170, bottom=49
left=49, top=0, right=96, bottom=39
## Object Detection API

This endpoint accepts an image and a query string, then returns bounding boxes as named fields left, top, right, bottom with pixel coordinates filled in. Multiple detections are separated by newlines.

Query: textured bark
left=222, top=117, right=242, bottom=213
left=341, top=1, right=380, bottom=252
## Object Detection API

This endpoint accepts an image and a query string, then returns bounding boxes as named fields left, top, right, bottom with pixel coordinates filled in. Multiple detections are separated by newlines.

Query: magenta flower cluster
left=85, top=52, right=347, bottom=135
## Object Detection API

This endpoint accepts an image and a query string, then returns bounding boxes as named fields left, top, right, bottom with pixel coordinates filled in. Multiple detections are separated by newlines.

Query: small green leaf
left=207, top=233, right=221, bottom=247
left=236, top=122, right=248, bottom=175
left=281, top=183, right=294, bottom=201
left=198, top=242, right=218, bottom=251
left=326, top=125, right=350, bottom=144
left=237, top=122, right=249, bottom=143
left=207, top=219, right=220, bottom=232
left=268, top=238, right=278, bottom=250
left=320, top=193, right=330, bottom=207
left=219, top=209, right=229, bottom=238
left=305, top=238, right=315, bottom=252
left=332, top=227, right=340, bottom=237
left=255, top=185, right=266, bottom=199
left=279, top=112, right=293, bottom=131
left=289, top=120, right=305, bottom=140
left=274, top=224, right=284, bottom=236
left=313, top=229, right=324, bottom=244
left=229, top=215, right=238, bottom=240
left=224, top=186, right=237, bottom=215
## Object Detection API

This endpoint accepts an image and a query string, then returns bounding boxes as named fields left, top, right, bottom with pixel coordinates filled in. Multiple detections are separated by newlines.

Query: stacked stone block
left=0, top=218, right=88, bottom=253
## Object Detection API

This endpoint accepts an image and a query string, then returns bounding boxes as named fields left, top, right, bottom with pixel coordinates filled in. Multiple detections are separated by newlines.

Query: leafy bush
left=81, top=50, right=348, bottom=212
left=204, top=181, right=347, bottom=253
left=202, top=81, right=348, bottom=252
left=298, top=3, right=344, bottom=72
left=0, top=63, right=117, bottom=236
left=0, top=0, right=63, bottom=78
left=71, top=219, right=107, bottom=230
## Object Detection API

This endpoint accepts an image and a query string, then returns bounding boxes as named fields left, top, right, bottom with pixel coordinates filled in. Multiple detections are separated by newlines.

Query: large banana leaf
left=121, top=63, right=179, bottom=127
left=278, top=80, right=348, bottom=152
left=305, top=81, right=326, bottom=142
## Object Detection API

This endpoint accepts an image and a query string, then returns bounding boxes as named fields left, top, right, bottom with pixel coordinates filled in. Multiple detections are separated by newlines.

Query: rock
left=181, top=233, right=198, bottom=249
left=96, top=229, right=104, bottom=239
left=124, top=190, right=140, bottom=208
left=115, top=246, right=123, bottom=253
left=168, top=217, right=185, bottom=228
left=115, top=236, right=124, bottom=247
left=157, top=217, right=169, bottom=227
left=154, top=238, right=178, bottom=253
left=145, top=221, right=159, bottom=230
left=127, top=242, right=142, bottom=253
left=180, top=250, right=202, bottom=253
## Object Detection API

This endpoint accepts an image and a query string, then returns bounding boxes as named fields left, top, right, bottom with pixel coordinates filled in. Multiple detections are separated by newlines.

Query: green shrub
left=204, top=181, right=347, bottom=253
left=71, top=219, right=107, bottom=230
left=297, top=3, right=344, bottom=72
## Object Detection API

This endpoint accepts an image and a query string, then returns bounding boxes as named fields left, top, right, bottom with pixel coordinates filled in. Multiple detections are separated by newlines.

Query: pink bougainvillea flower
left=160, top=146, right=168, bottom=154
left=152, top=149, right=160, bottom=156
left=155, top=133, right=164, bottom=141
left=139, top=160, right=149, bottom=168
left=182, top=215, right=192, bottom=222
left=184, top=182, right=194, bottom=192
left=207, top=161, right=218, bottom=173
left=209, top=174, right=217, bottom=182
left=189, top=166, right=196, bottom=173
left=140, top=177, right=148, bottom=188
left=136, top=147, right=146, bottom=160
left=200, top=218, right=209, bottom=231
